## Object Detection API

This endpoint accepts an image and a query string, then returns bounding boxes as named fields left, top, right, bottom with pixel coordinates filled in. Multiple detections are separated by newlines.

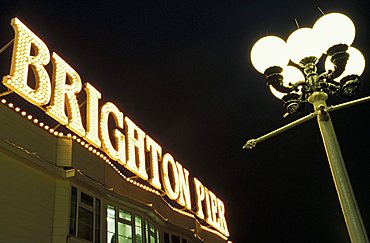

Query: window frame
left=107, top=204, right=160, bottom=243
left=69, top=186, right=101, bottom=243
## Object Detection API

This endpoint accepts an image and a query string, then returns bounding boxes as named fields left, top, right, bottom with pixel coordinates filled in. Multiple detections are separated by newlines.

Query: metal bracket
left=243, top=94, right=370, bottom=150
left=242, top=111, right=317, bottom=149
left=317, top=104, right=329, bottom=121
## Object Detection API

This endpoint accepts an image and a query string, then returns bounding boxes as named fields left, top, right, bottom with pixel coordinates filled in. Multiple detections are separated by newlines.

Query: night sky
left=1, top=1, right=370, bottom=242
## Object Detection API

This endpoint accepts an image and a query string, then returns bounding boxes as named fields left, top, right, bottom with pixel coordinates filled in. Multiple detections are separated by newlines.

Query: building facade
left=0, top=17, right=230, bottom=243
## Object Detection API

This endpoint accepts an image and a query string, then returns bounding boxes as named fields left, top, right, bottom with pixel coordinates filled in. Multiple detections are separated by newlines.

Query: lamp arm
left=327, top=93, right=370, bottom=112
left=326, top=44, right=350, bottom=80
left=264, top=66, right=298, bottom=94
left=242, top=111, right=317, bottom=149
left=291, top=80, right=308, bottom=90
left=316, top=73, right=341, bottom=94
left=266, top=73, right=306, bottom=94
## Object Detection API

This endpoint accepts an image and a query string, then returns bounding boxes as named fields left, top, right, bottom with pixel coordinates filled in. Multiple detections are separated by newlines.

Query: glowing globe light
left=313, top=13, right=356, bottom=53
left=250, top=36, right=289, bottom=74
left=325, top=47, right=365, bottom=81
left=270, top=66, right=305, bottom=99
left=287, top=27, right=323, bottom=64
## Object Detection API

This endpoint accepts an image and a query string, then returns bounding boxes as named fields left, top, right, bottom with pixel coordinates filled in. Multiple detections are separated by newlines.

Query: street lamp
left=245, top=12, right=369, bottom=243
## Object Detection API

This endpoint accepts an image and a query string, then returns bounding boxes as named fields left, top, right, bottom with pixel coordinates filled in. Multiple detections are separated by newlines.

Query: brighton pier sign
left=1, top=18, right=229, bottom=237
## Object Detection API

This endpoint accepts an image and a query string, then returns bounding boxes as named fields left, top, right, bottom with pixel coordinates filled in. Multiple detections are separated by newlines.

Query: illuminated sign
left=1, top=18, right=229, bottom=237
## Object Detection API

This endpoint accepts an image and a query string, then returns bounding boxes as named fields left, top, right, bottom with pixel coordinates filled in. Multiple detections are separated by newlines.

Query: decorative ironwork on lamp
left=250, top=13, right=365, bottom=117
left=246, top=12, right=369, bottom=243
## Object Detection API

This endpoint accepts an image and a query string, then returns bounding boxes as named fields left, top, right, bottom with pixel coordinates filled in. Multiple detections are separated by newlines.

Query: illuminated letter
left=204, top=188, right=213, bottom=224
left=100, top=102, right=125, bottom=164
left=3, top=18, right=51, bottom=106
left=161, top=153, right=179, bottom=200
left=46, top=53, right=85, bottom=137
left=145, top=135, right=162, bottom=190
left=193, top=178, right=205, bottom=219
left=208, top=190, right=219, bottom=227
left=217, top=198, right=229, bottom=236
left=84, top=83, right=101, bottom=147
left=125, top=117, right=148, bottom=180
left=176, top=162, right=191, bottom=210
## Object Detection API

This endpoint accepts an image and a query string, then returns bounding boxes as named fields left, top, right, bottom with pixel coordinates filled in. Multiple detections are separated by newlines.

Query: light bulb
left=313, top=13, right=355, bottom=53
left=250, top=35, right=289, bottom=73
left=270, top=66, right=305, bottom=99
left=325, top=47, right=365, bottom=81
left=287, top=28, right=323, bottom=64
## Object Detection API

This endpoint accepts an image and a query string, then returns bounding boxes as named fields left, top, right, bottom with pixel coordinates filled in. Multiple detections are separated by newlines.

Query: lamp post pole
left=247, top=12, right=369, bottom=242
left=308, top=92, right=368, bottom=243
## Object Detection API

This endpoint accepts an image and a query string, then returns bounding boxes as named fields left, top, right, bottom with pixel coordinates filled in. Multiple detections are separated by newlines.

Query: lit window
left=69, top=186, right=101, bottom=242
left=146, top=221, right=159, bottom=243
left=118, top=222, right=132, bottom=242
left=135, top=216, right=143, bottom=243
left=107, top=205, right=116, bottom=243
left=119, top=209, right=132, bottom=221
left=107, top=205, right=159, bottom=243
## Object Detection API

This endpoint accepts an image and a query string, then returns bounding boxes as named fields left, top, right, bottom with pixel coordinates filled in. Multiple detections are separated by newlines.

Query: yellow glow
left=208, top=190, right=219, bottom=227
left=125, top=117, right=149, bottom=180
left=2, top=18, right=51, bottom=106
left=313, top=12, right=356, bottom=52
left=1, top=98, right=229, bottom=239
left=250, top=35, right=289, bottom=73
left=217, top=198, right=229, bottom=236
left=84, top=82, right=102, bottom=147
left=325, top=47, right=365, bottom=81
left=269, top=66, right=304, bottom=99
left=145, top=135, right=162, bottom=190
left=287, top=28, right=323, bottom=64
left=0, top=18, right=230, bottom=238
left=161, top=153, right=180, bottom=200
left=46, top=53, right=85, bottom=137
left=175, top=162, right=192, bottom=210
left=99, top=102, right=126, bottom=164
left=194, top=178, right=205, bottom=219
left=199, top=187, right=230, bottom=237
left=163, top=197, right=194, bottom=218
left=204, top=188, right=213, bottom=225
left=199, top=224, right=229, bottom=240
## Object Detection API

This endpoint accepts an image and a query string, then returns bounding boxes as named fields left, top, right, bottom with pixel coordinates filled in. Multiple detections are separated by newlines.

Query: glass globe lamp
left=250, top=36, right=289, bottom=73
left=287, top=27, right=323, bottom=65
left=269, top=66, right=305, bottom=99
left=325, top=47, right=365, bottom=81
left=313, top=13, right=356, bottom=53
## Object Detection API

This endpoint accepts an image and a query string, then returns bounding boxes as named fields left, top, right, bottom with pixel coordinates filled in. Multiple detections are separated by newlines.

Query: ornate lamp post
left=245, top=12, right=369, bottom=243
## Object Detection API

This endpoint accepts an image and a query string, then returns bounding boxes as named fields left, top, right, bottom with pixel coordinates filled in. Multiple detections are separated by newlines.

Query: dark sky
left=1, top=1, right=370, bottom=242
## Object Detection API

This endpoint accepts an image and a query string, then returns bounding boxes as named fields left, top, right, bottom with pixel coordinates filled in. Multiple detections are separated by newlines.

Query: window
left=164, top=233, right=170, bottom=243
left=107, top=205, right=159, bottom=243
left=171, top=236, right=180, bottom=243
left=164, top=232, right=189, bottom=243
left=70, top=186, right=101, bottom=242
left=146, top=221, right=159, bottom=243
left=135, top=216, right=143, bottom=243
left=107, top=205, right=116, bottom=243
left=118, top=209, right=132, bottom=243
